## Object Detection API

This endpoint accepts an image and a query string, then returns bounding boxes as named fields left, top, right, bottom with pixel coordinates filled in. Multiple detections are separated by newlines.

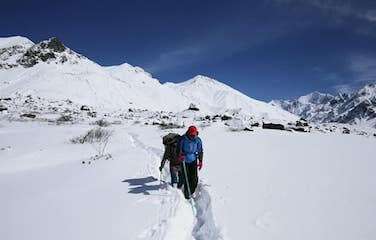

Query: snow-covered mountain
left=0, top=36, right=296, bottom=121
left=166, top=75, right=297, bottom=121
left=271, top=84, right=376, bottom=127
left=0, top=36, right=188, bottom=111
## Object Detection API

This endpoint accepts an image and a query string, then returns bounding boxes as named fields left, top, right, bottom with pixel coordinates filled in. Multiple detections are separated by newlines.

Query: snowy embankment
left=1, top=121, right=376, bottom=240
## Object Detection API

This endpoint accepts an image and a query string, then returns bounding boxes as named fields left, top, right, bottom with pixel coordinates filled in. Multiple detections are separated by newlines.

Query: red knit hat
left=187, top=125, right=198, bottom=136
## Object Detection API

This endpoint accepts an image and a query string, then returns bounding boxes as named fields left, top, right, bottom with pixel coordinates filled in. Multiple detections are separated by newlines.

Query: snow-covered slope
left=103, top=63, right=189, bottom=111
left=0, top=36, right=33, bottom=49
left=1, top=120, right=375, bottom=240
left=0, top=36, right=188, bottom=111
left=0, top=36, right=34, bottom=69
left=271, top=84, right=376, bottom=127
left=166, top=75, right=298, bottom=121
left=0, top=36, right=296, bottom=122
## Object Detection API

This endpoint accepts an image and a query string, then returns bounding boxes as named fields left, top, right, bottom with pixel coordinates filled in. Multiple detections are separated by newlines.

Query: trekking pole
left=159, top=168, right=166, bottom=184
left=182, top=161, right=192, bottom=198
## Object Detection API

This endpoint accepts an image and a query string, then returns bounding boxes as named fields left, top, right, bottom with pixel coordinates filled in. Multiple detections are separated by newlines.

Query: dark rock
left=244, top=127, right=253, bottom=131
left=47, top=37, right=66, bottom=52
left=188, top=103, right=199, bottom=111
left=296, top=119, right=309, bottom=127
left=0, top=106, right=7, bottom=112
left=0, top=97, right=12, bottom=101
left=262, top=123, right=285, bottom=130
left=221, top=115, right=232, bottom=121
left=87, top=111, right=97, bottom=118
left=251, top=122, right=260, bottom=127
left=80, top=105, right=90, bottom=111
left=20, top=113, right=36, bottom=118
left=342, top=127, right=350, bottom=134
left=60, top=55, right=68, bottom=63
left=40, top=52, right=55, bottom=62
left=292, top=127, right=307, bottom=132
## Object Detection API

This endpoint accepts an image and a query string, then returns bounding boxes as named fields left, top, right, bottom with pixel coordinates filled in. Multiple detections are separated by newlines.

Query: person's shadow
left=122, top=176, right=166, bottom=195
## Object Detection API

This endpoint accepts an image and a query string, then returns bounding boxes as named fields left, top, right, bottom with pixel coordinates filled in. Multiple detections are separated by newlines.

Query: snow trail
left=128, top=132, right=223, bottom=240
left=127, top=132, right=193, bottom=240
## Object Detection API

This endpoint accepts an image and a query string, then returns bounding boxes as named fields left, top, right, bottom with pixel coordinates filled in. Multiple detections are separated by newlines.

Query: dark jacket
left=161, top=139, right=180, bottom=168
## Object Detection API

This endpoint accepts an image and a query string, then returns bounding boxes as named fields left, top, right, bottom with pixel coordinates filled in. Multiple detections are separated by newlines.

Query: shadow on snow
left=122, top=176, right=167, bottom=195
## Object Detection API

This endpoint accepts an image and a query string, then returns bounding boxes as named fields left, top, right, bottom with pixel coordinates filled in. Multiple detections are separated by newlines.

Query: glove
left=178, top=154, right=185, bottom=162
left=159, top=166, right=163, bottom=172
left=197, top=161, right=203, bottom=170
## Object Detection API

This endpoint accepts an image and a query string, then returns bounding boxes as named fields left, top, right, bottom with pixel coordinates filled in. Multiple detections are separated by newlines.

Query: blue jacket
left=179, top=134, right=203, bottom=163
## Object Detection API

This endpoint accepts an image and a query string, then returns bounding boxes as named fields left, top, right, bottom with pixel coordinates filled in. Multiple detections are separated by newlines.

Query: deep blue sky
left=1, top=0, right=376, bottom=100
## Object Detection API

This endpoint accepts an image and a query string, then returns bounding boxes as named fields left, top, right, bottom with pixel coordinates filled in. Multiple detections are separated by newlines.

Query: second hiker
left=160, top=133, right=183, bottom=188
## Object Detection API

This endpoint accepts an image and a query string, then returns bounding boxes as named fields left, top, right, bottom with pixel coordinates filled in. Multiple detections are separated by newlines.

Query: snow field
left=1, top=121, right=376, bottom=240
left=0, top=121, right=222, bottom=240
left=201, top=126, right=376, bottom=240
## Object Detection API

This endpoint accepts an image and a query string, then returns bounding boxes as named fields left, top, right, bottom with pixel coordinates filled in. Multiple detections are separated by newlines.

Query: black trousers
left=180, top=160, right=198, bottom=199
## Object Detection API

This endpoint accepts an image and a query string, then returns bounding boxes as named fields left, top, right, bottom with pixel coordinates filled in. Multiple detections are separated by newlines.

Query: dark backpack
left=162, top=133, right=181, bottom=165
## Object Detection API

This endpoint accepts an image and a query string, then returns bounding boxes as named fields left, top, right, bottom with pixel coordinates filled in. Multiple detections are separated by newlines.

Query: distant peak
left=300, top=91, right=332, bottom=99
left=297, top=91, right=334, bottom=104
left=188, top=75, right=221, bottom=85
left=192, top=74, right=214, bottom=81
left=117, top=62, right=133, bottom=68
left=0, top=36, right=34, bottom=49
left=105, top=62, right=152, bottom=78
left=307, top=91, right=327, bottom=97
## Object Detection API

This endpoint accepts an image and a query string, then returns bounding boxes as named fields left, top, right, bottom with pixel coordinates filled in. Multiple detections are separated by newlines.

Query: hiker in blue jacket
left=178, top=125, right=203, bottom=199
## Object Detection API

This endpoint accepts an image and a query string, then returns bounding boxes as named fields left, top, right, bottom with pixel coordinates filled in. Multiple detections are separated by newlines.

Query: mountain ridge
left=271, top=83, right=376, bottom=127
left=0, top=35, right=297, bottom=122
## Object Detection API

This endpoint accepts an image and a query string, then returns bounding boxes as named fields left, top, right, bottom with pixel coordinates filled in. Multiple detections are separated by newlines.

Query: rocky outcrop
left=262, top=123, right=285, bottom=130
left=17, top=37, right=82, bottom=67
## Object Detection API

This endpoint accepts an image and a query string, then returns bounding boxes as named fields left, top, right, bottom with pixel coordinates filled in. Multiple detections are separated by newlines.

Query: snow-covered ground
left=1, top=119, right=375, bottom=240
left=0, top=121, right=194, bottom=240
